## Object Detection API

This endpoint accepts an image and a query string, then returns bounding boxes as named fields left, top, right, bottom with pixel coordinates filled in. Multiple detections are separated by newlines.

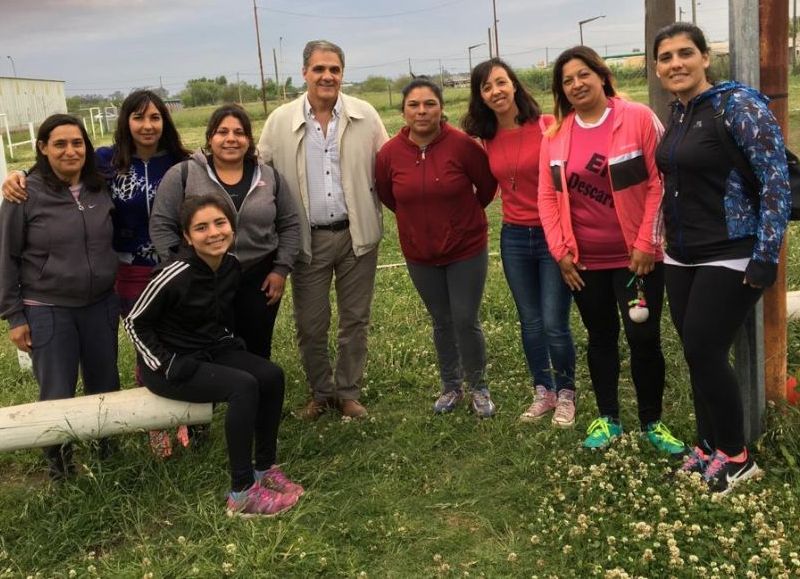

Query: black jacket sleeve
left=123, top=260, right=191, bottom=372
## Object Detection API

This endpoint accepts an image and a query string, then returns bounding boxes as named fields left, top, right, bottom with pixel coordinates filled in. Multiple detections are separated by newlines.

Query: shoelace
left=703, top=452, right=729, bottom=480
left=650, top=422, right=683, bottom=447
left=586, top=417, right=612, bottom=438
left=441, top=391, right=461, bottom=404
left=679, top=447, right=707, bottom=471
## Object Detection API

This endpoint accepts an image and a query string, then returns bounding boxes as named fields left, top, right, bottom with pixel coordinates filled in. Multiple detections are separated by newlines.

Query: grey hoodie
left=0, top=171, right=117, bottom=328
left=150, top=151, right=300, bottom=275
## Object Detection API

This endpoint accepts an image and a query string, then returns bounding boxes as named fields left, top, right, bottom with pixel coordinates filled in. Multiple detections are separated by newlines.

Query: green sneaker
left=645, top=421, right=686, bottom=455
left=583, top=417, right=623, bottom=449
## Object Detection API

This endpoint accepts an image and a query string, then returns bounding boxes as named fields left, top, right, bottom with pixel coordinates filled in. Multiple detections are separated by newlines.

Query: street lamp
left=578, top=15, right=605, bottom=45
left=6, top=55, right=17, bottom=77
left=468, top=42, right=487, bottom=73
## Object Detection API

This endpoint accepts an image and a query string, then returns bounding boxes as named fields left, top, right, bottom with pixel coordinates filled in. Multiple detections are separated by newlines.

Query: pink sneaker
left=257, top=466, right=304, bottom=497
left=149, top=430, right=173, bottom=458
left=552, top=389, right=576, bottom=428
left=226, top=483, right=298, bottom=518
left=520, top=385, right=557, bottom=422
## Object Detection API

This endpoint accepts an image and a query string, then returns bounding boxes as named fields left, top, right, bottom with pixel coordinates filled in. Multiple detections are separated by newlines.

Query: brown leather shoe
left=297, top=399, right=329, bottom=421
left=338, top=399, right=368, bottom=418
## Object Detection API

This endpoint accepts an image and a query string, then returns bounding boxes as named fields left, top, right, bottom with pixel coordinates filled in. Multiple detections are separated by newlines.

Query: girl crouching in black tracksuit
left=125, top=194, right=303, bottom=517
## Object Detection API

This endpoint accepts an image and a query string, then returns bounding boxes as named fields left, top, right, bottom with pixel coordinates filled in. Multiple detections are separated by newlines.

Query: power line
left=256, top=0, right=463, bottom=20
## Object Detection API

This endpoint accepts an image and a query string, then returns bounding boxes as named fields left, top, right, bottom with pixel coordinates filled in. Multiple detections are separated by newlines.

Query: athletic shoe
left=470, top=388, right=496, bottom=418
left=226, top=484, right=298, bottom=518
left=644, top=421, right=686, bottom=455
left=149, top=430, right=173, bottom=458
left=433, top=389, right=464, bottom=414
left=583, top=417, right=623, bottom=449
left=552, top=389, right=576, bottom=428
left=520, top=385, right=557, bottom=422
left=703, top=450, right=761, bottom=496
left=257, top=466, right=304, bottom=497
left=675, top=446, right=710, bottom=476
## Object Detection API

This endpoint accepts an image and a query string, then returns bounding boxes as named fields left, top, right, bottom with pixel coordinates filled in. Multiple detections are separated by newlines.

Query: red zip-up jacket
left=375, top=122, right=498, bottom=265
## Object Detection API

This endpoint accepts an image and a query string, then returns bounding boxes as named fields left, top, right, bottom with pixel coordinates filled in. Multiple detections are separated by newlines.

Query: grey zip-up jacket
left=0, top=171, right=117, bottom=329
left=149, top=151, right=300, bottom=276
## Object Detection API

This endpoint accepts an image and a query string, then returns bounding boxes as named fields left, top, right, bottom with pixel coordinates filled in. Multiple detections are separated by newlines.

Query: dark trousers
left=665, top=264, right=762, bottom=455
left=571, top=264, right=665, bottom=428
left=139, top=349, right=285, bottom=491
left=26, top=294, right=121, bottom=467
left=234, top=255, right=281, bottom=359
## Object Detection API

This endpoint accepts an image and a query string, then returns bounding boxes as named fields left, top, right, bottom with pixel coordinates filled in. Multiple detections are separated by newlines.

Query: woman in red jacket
left=538, top=46, right=684, bottom=453
left=375, top=77, right=498, bottom=417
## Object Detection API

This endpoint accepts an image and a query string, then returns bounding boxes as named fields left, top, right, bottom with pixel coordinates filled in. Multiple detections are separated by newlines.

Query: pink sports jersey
left=566, top=110, right=629, bottom=270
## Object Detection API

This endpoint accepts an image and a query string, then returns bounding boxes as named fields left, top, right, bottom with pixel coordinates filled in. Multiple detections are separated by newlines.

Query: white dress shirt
left=304, top=95, right=349, bottom=226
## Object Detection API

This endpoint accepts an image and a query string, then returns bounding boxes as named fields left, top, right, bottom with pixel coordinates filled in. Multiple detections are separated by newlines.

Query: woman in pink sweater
left=375, top=77, right=498, bottom=418
left=538, top=46, right=684, bottom=453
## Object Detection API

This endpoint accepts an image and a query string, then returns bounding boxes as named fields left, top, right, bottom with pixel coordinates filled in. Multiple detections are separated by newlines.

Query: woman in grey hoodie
left=0, top=114, right=119, bottom=479
left=150, top=105, right=300, bottom=359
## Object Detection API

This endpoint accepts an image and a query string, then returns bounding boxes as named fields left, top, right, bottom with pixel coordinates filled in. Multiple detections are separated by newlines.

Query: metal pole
left=579, top=23, right=584, bottom=46
left=253, top=0, right=268, bottom=115
left=691, top=0, right=697, bottom=23
left=6, top=56, right=16, bottom=77
left=488, top=27, right=493, bottom=59
left=439, top=59, right=444, bottom=88
left=237, top=72, right=243, bottom=104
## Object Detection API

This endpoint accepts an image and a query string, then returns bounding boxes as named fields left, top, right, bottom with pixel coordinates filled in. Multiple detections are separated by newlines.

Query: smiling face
left=655, top=33, right=711, bottom=102
left=561, top=58, right=607, bottom=114
left=128, top=101, right=163, bottom=155
left=38, top=124, right=86, bottom=185
left=207, top=115, right=249, bottom=166
left=480, top=65, right=518, bottom=118
left=183, top=204, right=234, bottom=268
left=402, top=86, right=443, bottom=143
left=303, top=49, right=343, bottom=109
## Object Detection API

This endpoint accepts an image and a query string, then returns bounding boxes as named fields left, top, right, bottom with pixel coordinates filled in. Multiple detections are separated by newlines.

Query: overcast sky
left=1, top=0, right=738, bottom=96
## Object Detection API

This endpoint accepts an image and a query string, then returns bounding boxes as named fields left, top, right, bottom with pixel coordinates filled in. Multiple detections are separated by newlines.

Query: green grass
left=1, top=81, right=800, bottom=578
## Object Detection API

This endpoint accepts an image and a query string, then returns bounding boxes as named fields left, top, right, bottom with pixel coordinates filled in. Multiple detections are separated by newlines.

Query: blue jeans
left=500, top=224, right=575, bottom=391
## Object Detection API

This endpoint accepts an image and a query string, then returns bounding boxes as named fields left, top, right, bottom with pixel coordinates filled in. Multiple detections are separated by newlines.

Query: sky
left=1, top=0, right=737, bottom=97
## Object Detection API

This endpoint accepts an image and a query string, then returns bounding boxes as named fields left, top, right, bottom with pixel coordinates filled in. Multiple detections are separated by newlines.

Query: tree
left=359, top=75, right=392, bottom=92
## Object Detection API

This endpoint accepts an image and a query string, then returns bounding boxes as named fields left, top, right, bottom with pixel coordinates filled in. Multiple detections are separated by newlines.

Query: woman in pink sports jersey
left=538, top=46, right=685, bottom=454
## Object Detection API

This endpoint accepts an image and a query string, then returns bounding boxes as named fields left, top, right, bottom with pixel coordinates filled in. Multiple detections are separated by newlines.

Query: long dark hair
left=462, top=58, right=541, bottom=140
left=550, top=46, right=617, bottom=132
left=112, top=90, right=190, bottom=174
left=204, top=104, right=257, bottom=163
left=33, top=114, right=104, bottom=192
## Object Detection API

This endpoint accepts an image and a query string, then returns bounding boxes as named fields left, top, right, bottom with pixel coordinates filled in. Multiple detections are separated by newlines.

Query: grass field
left=1, top=79, right=799, bottom=578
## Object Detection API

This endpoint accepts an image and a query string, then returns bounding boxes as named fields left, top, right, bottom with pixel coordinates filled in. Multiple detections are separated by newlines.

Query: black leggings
left=665, top=264, right=762, bottom=455
left=140, top=349, right=285, bottom=491
left=571, top=264, right=665, bottom=428
left=235, top=255, right=281, bottom=359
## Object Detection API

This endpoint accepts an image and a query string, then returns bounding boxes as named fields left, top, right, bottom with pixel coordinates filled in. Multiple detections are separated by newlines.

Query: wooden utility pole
left=492, top=0, right=500, bottom=57
left=644, top=0, right=676, bottom=124
left=729, top=0, right=790, bottom=443
left=759, top=0, right=789, bottom=405
left=253, top=0, right=268, bottom=115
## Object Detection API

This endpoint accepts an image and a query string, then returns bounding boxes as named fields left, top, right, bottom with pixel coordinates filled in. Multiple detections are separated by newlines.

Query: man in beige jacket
left=258, top=40, right=388, bottom=419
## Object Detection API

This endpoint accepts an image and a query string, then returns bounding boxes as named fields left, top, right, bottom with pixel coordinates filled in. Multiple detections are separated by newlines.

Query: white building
left=0, top=76, right=66, bottom=130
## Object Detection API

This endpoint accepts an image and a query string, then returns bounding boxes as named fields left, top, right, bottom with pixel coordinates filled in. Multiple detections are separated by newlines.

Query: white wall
left=0, top=77, right=66, bottom=130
